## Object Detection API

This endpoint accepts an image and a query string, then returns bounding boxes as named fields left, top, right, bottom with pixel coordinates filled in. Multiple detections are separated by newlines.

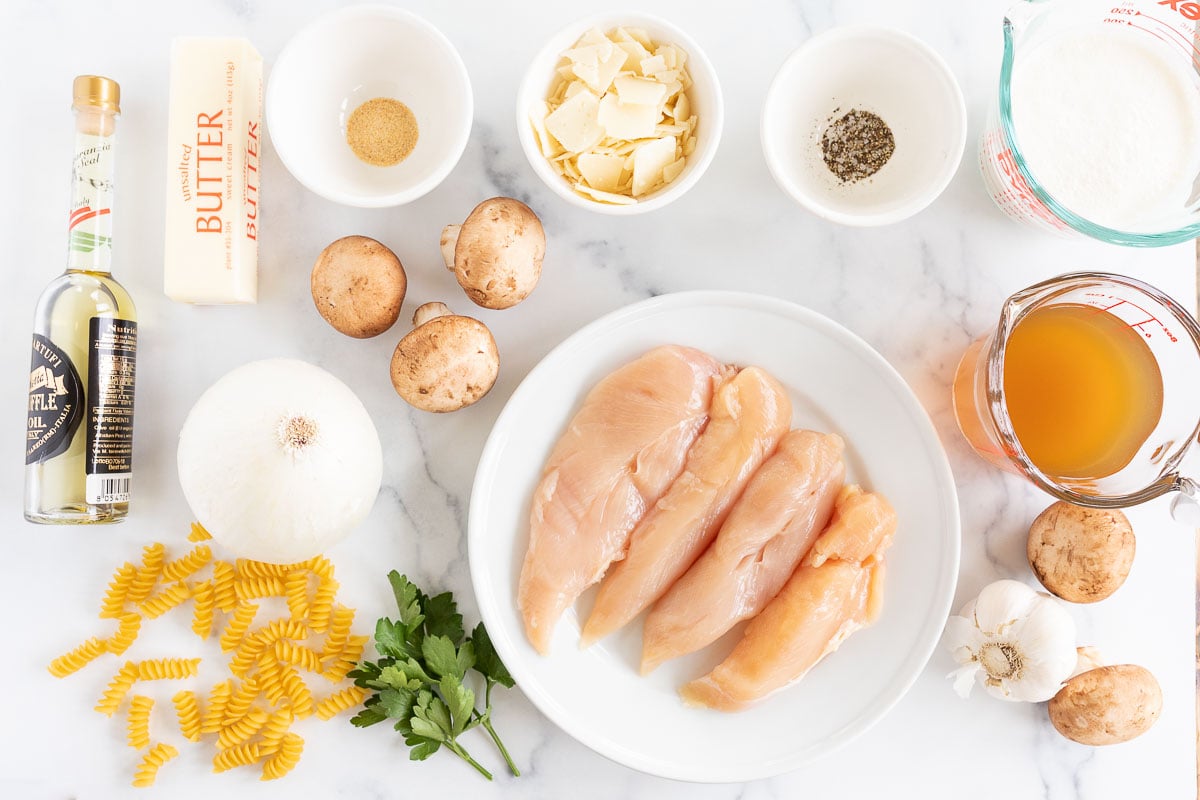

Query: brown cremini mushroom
left=441, top=197, right=545, bottom=310
left=1048, top=664, right=1161, bottom=746
left=1027, top=502, right=1136, bottom=603
left=311, top=235, right=407, bottom=338
left=390, top=302, right=499, bottom=413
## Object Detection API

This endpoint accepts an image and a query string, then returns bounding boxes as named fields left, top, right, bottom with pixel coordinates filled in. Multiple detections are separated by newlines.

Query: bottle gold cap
left=72, top=75, right=120, bottom=114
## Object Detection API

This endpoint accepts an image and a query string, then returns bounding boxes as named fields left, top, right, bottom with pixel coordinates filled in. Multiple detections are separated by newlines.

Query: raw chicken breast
left=519, top=345, right=727, bottom=655
left=581, top=367, right=792, bottom=646
left=640, top=430, right=845, bottom=674
left=680, top=487, right=896, bottom=712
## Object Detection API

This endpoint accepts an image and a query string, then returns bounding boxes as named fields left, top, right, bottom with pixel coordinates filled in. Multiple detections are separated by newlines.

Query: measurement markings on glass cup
left=1086, top=293, right=1179, bottom=342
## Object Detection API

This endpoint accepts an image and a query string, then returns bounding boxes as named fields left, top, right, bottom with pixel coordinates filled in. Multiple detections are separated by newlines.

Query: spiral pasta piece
left=303, top=555, right=335, bottom=580
left=127, top=695, right=153, bottom=749
left=127, top=543, right=166, bottom=606
left=212, top=561, right=237, bottom=612
left=256, top=652, right=287, bottom=706
left=191, top=580, right=215, bottom=639
left=139, top=581, right=192, bottom=619
left=235, top=558, right=293, bottom=578
left=132, top=742, right=179, bottom=788
left=200, top=679, right=234, bottom=734
left=306, top=577, right=339, bottom=633
left=219, top=602, right=259, bottom=652
left=48, top=636, right=107, bottom=678
left=163, top=545, right=212, bottom=582
left=280, top=668, right=314, bottom=718
left=229, top=634, right=268, bottom=678
left=135, top=657, right=200, bottom=681
left=320, top=606, right=354, bottom=662
left=99, top=562, right=138, bottom=619
left=254, top=618, right=309, bottom=645
left=217, top=706, right=268, bottom=749
left=187, top=522, right=212, bottom=542
left=261, top=733, right=304, bottom=781
left=323, top=635, right=369, bottom=683
left=235, top=576, right=285, bottom=602
left=212, top=741, right=261, bottom=773
left=315, top=685, right=370, bottom=721
left=172, top=690, right=202, bottom=742
left=258, top=707, right=294, bottom=755
left=223, top=677, right=260, bottom=723
left=275, top=640, right=323, bottom=673
left=284, top=571, right=310, bottom=621
left=96, top=661, right=139, bottom=717
left=106, top=612, right=142, bottom=656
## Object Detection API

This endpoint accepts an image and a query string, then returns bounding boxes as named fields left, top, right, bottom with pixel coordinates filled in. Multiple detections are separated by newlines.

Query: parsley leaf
left=348, top=574, right=521, bottom=781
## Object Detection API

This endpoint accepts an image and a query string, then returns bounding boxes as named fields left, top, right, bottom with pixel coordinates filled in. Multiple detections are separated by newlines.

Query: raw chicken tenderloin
left=680, top=487, right=896, bottom=712
left=581, top=367, right=791, bottom=646
left=640, top=430, right=845, bottom=674
left=519, top=345, right=727, bottom=655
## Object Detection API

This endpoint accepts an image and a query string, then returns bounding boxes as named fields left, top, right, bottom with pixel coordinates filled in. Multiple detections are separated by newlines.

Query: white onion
left=177, top=359, right=383, bottom=563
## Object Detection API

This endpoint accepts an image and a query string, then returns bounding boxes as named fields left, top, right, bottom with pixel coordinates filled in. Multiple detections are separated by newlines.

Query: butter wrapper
left=164, top=38, right=262, bottom=304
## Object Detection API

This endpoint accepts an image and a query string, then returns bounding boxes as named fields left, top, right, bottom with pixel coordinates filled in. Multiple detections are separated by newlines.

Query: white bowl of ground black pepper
left=267, top=5, right=473, bottom=208
left=761, top=27, right=966, bottom=226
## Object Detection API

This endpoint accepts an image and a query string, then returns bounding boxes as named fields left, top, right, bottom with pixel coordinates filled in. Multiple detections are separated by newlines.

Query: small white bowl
left=762, top=27, right=966, bottom=226
left=267, top=5, right=472, bottom=208
left=516, top=13, right=724, bottom=216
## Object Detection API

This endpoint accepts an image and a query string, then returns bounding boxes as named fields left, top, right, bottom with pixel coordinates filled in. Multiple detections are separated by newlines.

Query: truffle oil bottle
left=25, top=76, right=137, bottom=524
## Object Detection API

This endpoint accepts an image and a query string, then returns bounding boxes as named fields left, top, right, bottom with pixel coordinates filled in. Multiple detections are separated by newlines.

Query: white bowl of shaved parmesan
left=517, top=14, right=723, bottom=215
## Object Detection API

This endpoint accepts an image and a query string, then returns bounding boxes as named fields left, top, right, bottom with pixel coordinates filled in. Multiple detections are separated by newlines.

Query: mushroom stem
left=413, top=301, right=453, bottom=328
left=440, top=224, right=461, bottom=271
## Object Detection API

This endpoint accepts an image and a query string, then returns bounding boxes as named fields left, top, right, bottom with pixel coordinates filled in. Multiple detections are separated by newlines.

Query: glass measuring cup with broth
left=953, top=272, right=1200, bottom=511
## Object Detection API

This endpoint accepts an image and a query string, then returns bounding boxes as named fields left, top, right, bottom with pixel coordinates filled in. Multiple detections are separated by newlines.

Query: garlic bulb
left=177, top=359, right=383, bottom=564
left=943, top=579, right=1077, bottom=702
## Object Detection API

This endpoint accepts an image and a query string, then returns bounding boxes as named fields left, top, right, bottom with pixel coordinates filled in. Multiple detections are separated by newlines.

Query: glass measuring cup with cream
left=953, top=273, right=1200, bottom=516
left=980, top=0, right=1200, bottom=246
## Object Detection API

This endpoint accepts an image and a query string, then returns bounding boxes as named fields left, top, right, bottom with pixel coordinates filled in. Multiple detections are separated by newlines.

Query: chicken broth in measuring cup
left=952, top=272, right=1200, bottom=509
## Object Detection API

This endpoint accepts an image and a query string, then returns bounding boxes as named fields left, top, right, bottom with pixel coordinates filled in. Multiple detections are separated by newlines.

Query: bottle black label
left=86, top=317, right=137, bottom=504
left=26, top=334, right=85, bottom=465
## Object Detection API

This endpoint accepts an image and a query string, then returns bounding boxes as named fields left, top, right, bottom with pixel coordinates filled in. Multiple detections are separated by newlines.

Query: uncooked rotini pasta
left=191, top=580, right=215, bottom=639
left=261, top=733, right=304, bottom=781
left=135, top=657, right=200, bottom=681
left=106, top=612, right=141, bottom=656
left=252, top=618, right=308, bottom=645
left=258, top=707, right=294, bottom=754
left=211, top=560, right=237, bottom=612
left=323, top=635, right=369, bottom=683
left=212, top=740, right=261, bottom=773
left=284, top=570, right=310, bottom=621
left=172, top=690, right=202, bottom=742
left=223, top=677, right=260, bottom=723
left=217, top=706, right=268, bottom=749
left=96, top=661, right=139, bottom=717
left=127, top=543, right=166, bottom=606
left=132, top=742, right=178, bottom=788
left=235, top=576, right=285, bottom=602
left=306, top=577, right=339, bottom=633
left=200, top=679, right=234, bottom=735
left=139, top=581, right=191, bottom=619
left=99, top=563, right=137, bottom=619
left=275, top=640, right=323, bottom=673
left=319, top=606, right=354, bottom=662
left=57, top=529, right=367, bottom=786
left=162, top=544, right=212, bottom=582
left=279, top=666, right=314, bottom=718
left=48, top=636, right=107, bottom=678
left=127, top=695, right=153, bottom=749
left=315, top=685, right=369, bottom=721
left=219, top=602, right=259, bottom=652
left=188, top=522, right=212, bottom=542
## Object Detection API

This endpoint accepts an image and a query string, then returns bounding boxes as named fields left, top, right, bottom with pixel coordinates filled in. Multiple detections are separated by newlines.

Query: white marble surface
left=1, top=0, right=1196, bottom=798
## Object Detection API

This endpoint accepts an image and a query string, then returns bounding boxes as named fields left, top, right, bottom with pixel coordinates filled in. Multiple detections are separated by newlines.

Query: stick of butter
left=164, top=38, right=262, bottom=304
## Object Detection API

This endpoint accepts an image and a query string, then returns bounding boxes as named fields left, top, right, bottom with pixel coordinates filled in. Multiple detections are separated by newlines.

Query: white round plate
left=468, top=291, right=960, bottom=783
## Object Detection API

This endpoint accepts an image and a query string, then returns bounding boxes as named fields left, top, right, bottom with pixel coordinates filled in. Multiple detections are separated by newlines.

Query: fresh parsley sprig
left=348, top=571, right=519, bottom=781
